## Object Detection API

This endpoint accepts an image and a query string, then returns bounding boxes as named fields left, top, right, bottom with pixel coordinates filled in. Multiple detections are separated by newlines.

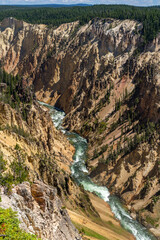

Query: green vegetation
left=0, top=149, right=29, bottom=192
left=0, top=68, right=34, bottom=120
left=152, top=195, right=160, bottom=204
left=0, top=155, right=7, bottom=183
left=105, top=118, right=158, bottom=164
left=92, top=86, right=113, bottom=115
left=104, top=220, right=129, bottom=237
left=0, top=207, right=40, bottom=239
left=0, top=5, right=160, bottom=42
left=81, top=119, right=108, bottom=136
left=145, top=215, right=159, bottom=227
left=0, top=124, right=30, bottom=139
left=10, top=153, right=29, bottom=184
left=73, top=221, right=109, bottom=240
left=92, top=144, right=108, bottom=160
left=98, top=121, right=108, bottom=134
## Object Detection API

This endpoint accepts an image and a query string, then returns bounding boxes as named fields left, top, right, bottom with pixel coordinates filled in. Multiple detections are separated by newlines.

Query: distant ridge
left=0, top=4, right=91, bottom=8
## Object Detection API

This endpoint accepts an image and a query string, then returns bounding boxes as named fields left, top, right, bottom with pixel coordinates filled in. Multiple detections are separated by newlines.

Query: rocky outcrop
left=0, top=100, right=74, bottom=171
left=0, top=17, right=78, bottom=78
left=0, top=181, right=81, bottom=240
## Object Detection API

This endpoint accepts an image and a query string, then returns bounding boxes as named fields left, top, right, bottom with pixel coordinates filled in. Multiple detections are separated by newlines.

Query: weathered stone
left=0, top=182, right=81, bottom=240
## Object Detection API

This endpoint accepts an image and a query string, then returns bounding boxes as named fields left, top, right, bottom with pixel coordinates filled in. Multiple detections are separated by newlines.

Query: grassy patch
left=72, top=221, right=109, bottom=240
left=145, top=215, right=159, bottom=227
left=104, top=220, right=129, bottom=237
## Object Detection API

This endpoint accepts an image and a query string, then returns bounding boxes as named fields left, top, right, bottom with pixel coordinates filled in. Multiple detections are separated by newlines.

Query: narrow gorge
left=0, top=14, right=160, bottom=240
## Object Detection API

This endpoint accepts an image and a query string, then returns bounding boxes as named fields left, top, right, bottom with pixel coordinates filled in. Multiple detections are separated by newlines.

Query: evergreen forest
left=0, top=4, right=160, bottom=42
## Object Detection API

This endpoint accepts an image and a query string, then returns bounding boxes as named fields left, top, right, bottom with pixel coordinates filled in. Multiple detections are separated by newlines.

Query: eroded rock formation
left=0, top=181, right=81, bottom=240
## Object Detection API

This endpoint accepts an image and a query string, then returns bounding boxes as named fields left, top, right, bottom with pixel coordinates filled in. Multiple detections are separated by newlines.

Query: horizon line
left=0, top=3, right=160, bottom=7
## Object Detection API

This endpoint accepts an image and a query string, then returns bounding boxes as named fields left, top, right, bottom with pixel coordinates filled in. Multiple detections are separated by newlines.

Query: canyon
left=0, top=16, right=160, bottom=239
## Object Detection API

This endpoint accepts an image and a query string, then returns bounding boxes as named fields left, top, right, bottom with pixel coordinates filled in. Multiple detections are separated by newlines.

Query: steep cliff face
left=0, top=17, right=141, bottom=109
left=0, top=100, right=94, bottom=239
left=0, top=17, right=78, bottom=83
left=1, top=17, right=160, bottom=238
left=0, top=101, right=74, bottom=175
left=0, top=181, right=81, bottom=240
left=87, top=59, right=160, bottom=237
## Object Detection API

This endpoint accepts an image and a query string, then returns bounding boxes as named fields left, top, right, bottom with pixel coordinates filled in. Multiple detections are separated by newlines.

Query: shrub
left=0, top=208, right=40, bottom=239
left=0, top=151, right=29, bottom=192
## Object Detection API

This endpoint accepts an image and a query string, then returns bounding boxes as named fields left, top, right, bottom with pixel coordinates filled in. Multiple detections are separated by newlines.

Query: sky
left=0, top=0, right=160, bottom=6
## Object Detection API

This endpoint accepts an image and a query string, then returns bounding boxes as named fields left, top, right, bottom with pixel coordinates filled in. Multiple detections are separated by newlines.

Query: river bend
left=40, top=101, right=156, bottom=240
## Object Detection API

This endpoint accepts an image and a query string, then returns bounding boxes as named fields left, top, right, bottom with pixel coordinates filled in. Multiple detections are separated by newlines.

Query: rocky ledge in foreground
left=0, top=181, right=81, bottom=240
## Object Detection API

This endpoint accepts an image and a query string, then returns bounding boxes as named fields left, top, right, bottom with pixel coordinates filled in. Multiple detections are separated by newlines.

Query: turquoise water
left=40, top=101, right=157, bottom=240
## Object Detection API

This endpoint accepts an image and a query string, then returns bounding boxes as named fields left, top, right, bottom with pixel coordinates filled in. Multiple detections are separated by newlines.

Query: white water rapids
left=40, top=101, right=157, bottom=240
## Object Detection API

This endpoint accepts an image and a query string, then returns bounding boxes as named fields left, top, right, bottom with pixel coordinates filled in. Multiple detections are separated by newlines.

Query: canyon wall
left=0, top=100, right=96, bottom=239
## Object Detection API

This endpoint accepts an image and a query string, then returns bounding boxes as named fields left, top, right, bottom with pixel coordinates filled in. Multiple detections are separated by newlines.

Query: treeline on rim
left=0, top=4, right=160, bottom=42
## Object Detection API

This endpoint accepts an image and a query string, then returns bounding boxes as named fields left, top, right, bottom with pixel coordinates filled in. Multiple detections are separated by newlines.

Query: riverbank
left=41, top=101, right=157, bottom=240
left=68, top=192, right=134, bottom=240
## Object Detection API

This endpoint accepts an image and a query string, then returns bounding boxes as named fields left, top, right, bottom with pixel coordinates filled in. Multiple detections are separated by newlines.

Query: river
left=40, top=101, right=156, bottom=240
